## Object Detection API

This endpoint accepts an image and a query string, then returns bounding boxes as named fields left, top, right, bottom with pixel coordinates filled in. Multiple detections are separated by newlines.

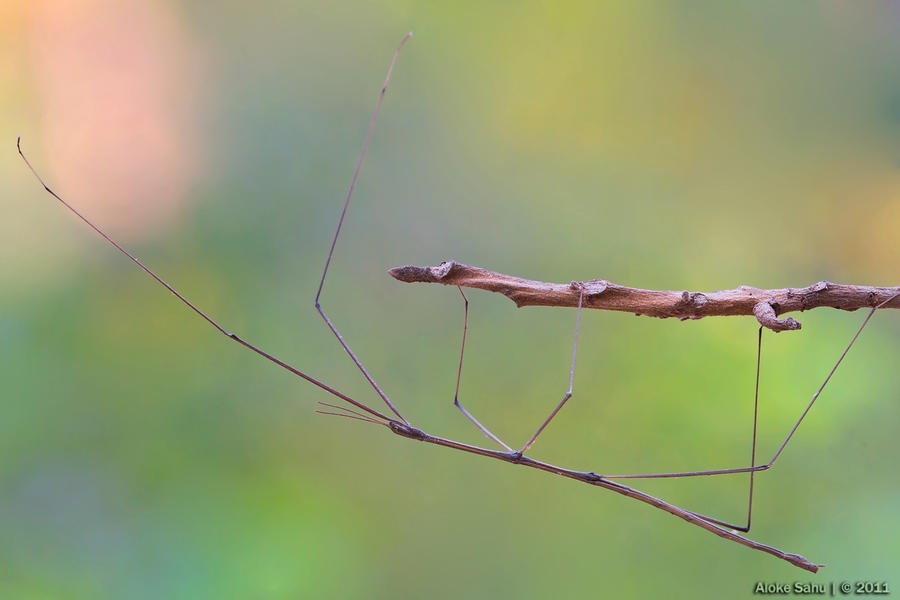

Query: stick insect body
left=18, top=33, right=899, bottom=573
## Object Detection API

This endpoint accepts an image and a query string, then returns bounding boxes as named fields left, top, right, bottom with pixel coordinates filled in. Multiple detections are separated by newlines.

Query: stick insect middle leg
left=449, top=284, right=588, bottom=456
left=518, top=284, right=586, bottom=455
left=452, top=286, right=513, bottom=451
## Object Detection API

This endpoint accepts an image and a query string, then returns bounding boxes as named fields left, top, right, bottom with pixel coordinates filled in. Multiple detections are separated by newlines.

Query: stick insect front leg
left=313, top=33, right=413, bottom=426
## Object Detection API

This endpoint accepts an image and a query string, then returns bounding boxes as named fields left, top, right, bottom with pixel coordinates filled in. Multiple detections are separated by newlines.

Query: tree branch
left=389, top=261, right=900, bottom=332
left=388, top=422, right=820, bottom=572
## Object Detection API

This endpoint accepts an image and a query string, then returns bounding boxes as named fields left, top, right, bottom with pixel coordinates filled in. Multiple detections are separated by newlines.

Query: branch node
left=753, top=301, right=802, bottom=333
left=584, top=279, right=609, bottom=296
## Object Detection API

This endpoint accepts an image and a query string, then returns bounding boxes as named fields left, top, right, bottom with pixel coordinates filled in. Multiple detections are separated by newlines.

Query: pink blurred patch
left=27, top=0, right=208, bottom=241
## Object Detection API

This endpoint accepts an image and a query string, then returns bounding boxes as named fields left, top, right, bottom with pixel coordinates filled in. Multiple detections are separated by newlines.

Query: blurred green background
left=2, top=1, right=899, bottom=598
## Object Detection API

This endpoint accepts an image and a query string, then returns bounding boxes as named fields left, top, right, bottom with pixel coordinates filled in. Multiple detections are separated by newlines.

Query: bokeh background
left=2, top=1, right=899, bottom=598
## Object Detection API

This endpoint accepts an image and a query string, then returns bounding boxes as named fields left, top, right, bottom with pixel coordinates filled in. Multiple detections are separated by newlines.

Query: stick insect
left=18, top=33, right=900, bottom=573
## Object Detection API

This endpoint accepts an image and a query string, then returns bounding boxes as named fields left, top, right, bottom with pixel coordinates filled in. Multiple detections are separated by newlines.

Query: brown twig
left=389, top=261, right=900, bottom=332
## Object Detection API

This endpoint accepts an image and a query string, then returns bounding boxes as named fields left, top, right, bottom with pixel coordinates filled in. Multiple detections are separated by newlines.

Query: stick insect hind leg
left=600, top=294, right=899, bottom=531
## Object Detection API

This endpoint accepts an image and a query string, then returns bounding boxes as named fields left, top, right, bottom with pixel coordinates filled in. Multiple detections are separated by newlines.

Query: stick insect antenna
left=317, top=401, right=389, bottom=424
left=315, top=409, right=390, bottom=428
left=17, top=137, right=394, bottom=425
left=315, top=401, right=390, bottom=428
left=314, top=32, right=413, bottom=426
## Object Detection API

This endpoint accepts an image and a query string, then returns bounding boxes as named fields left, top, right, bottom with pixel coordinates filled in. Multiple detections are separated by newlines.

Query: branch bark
left=389, top=261, right=900, bottom=332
